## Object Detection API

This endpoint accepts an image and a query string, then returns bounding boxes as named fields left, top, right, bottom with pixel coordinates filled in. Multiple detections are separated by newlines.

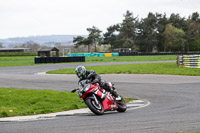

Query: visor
left=77, top=72, right=82, bottom=77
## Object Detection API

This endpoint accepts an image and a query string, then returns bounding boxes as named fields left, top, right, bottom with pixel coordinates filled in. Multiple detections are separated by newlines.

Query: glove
left=86, top=79, right=91, bottom=84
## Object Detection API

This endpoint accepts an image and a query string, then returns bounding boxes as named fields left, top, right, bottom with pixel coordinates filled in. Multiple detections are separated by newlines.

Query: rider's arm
left=87, top=70, right=101, bottom=84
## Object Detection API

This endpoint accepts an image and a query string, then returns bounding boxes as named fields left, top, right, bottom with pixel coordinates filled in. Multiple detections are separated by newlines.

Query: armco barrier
left=70, top=53, right=119, bottom=57
left=105, top=53, right=112, bottom=57
left=177, top=55, right=200, bottom=68
left=35, top=56, right=85, bottom=64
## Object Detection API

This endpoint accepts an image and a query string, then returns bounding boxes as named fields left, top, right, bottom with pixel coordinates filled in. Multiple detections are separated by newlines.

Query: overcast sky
left=0, top=0, right=199, bottom=39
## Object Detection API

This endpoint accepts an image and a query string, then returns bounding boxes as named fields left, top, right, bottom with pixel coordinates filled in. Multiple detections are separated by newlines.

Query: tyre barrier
left=35, top=56, right=85, bottom=64
left=177, top=55, right=200, bottom=68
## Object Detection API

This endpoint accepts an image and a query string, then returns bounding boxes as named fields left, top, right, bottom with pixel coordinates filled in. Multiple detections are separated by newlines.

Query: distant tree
left=189, top=38, right=200, bottom=51
left=73, top=36, right=85, bottom=47
left=18, top=41, right=40, bottom=52
left=163, top=23, right=186, bottom=52
left=103, top=24, right=120, bottom=49
left=116, top=10, right=137, bottom=50
left=73, top=36, right=89, bottom=51
left=73, top=11, right=200, bottom=53
left=73, top=26, right=102, bottom=52
left=186, top=12, right=200, bottom=51
left=169, top=13, right=187, bottom=31
left=172, top=27, right=186, bottom=52
left=87, top=26, right=102, bottom=52
left=0, top=42, right=3, bottom=48
left=136, top=12, right=158, bottom=52
left=155, top=13, right=169, bottom=52
left=191, top=12, right=200, bottom=22
left=163, top=24, right=175, bottom=51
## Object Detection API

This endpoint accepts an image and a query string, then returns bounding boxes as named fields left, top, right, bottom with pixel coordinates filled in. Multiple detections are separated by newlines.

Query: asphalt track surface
left=0, top=60, right=200, bottom=133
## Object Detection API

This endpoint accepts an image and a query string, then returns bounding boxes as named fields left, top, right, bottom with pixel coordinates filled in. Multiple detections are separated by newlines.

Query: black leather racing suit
left=79, top=70, right=114, bottom=94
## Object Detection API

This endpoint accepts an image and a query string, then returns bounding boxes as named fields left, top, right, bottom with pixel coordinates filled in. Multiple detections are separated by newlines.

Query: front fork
left=93, top=94, right=99, bottom=105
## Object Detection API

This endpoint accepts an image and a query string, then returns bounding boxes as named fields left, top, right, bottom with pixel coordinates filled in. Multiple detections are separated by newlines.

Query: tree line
left=73, top=11, right=200, bottom=53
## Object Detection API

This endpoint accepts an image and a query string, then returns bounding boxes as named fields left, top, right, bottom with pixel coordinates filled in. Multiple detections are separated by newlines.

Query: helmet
left=75, top=66, right=86, bottom=79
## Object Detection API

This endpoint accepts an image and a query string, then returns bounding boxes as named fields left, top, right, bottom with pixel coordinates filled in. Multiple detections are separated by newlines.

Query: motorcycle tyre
left=85, top=98, right=104, bottom=115
left=116, top=98, right=127, bottom=112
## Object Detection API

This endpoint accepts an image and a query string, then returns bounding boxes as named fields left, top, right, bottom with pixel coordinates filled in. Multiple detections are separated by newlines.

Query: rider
left=75, top=66, right=121, bottom=99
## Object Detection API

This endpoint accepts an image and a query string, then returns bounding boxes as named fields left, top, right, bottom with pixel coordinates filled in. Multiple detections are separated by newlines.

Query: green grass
left=0, top=55, right=176, bottom=67
left=123, top=98, right=135, bottom=103
left=0, top=87, right=134, bottom=118
left=86, top=55, right=176, bottom=62
left=47, top=62, right=200, bottom=76
left=0, top=56, right=35, bottom=67
left=0, top=88, right=86, bottom=118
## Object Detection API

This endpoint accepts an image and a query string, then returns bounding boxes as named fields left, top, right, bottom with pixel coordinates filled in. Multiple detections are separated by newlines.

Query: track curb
left=0, top=100, right=150, bottom=122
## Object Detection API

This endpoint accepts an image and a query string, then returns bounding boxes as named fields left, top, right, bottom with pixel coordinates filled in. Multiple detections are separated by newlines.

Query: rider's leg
left=100, top=80, right=120, bottom=99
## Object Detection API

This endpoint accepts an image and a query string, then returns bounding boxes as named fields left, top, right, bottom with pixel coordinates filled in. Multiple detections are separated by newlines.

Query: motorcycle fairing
left=102, top=93, right=118, bottom=111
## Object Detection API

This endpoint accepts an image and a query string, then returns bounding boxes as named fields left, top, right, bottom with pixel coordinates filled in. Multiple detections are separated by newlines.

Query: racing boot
left=101, top=81, right=121, bottom=100
left=110, top=89, right=121, bottom=101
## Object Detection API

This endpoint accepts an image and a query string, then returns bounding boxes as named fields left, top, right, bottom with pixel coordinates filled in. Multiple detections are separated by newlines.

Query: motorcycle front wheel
left=116, top=98, right=127, bottom=112
left=85, top=97, right=104, bottom=115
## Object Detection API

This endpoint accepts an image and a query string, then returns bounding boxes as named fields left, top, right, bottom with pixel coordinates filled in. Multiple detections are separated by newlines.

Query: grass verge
left=0, top=88, right=85, bottom=118
left=0, top=55, right=176, bottom=67
left=0, top=56, right=35, bottom=67
left=86, top=55, right=176, bottom=62
left=0, top=88, right=134, bottom=118
left=47, top=62, right=200, bottom=76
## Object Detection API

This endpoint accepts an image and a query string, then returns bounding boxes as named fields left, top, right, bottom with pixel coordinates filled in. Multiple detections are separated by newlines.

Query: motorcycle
left=71, top=80, right=127, bottom=115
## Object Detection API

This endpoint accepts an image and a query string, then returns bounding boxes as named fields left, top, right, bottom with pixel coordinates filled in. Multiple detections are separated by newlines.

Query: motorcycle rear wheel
left=116, top=98, right=127, bottom=112
left=85, top=98, right=104, bottom=115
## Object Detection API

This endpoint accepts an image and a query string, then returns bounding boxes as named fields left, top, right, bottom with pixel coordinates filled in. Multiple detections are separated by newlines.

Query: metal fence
left=177, top=55, right=200, bottom=68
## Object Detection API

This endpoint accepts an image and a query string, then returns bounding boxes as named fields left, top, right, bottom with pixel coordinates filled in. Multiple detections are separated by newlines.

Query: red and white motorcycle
left=71, top=80, right=127, bottom=115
